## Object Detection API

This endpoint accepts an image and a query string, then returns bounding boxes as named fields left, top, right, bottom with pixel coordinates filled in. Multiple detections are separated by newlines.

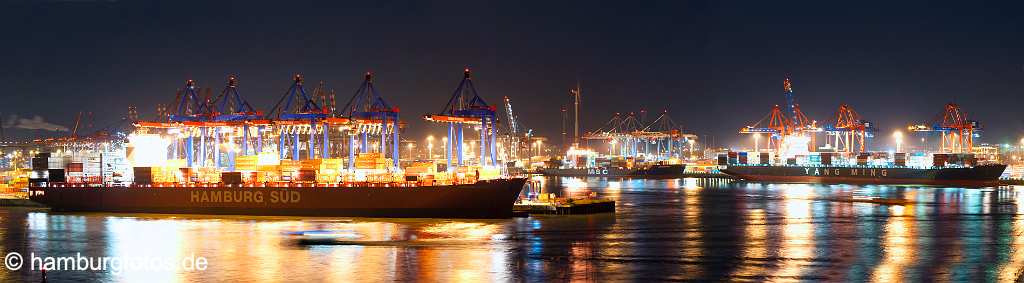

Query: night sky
left=2, top=0, right=1022, bottom=148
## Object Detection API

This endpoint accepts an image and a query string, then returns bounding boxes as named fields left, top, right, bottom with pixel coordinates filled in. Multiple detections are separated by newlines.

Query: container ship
left=722, top=78, right=1007, bottom=187
left=27, top=70, right=530, bottom=218
left=27, top=145, right=527, bottom=218
left=540, top=148, right=686, bottom=178
left=541, top=163, right=686, bottom=178
left=719, top=151, right=1006, bottom=186
left=29, top=179, right=526, bottom=218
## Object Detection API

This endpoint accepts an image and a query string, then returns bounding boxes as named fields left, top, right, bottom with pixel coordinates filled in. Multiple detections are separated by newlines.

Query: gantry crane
left=339, top=72, right=401, bottom=170
left=908, top=103, right=978, bottom=153
left=135, top=77, right=269, bottom=169
left=502, top=96, right=521, bottom=161
left=740, top=105, right=790, bottom=153
left=823, top=104, right=875, bottom=153
left=782, top=77, right=822, bottom=151
left=208, top=75, right=268, bottom=170
left=164, top=79, right=215, bottom=167
left=265, top=74, right=330, bottom=161
left=640, top=110, right=697, bottom=160
left=738, top=76, right=827, bottom=154
left=583, top=112, right=641, bottom=157
left=580, top=110, right=694, bottom=160
left=423, top=68, right=499, bottom=170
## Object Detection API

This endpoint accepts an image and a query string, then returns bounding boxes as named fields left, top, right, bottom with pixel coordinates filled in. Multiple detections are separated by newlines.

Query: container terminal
left=719, top=77, right=1006, bottom=186
left=26, top=69, right=530, bottom=218
left=539, top=85, right=700, bottom=178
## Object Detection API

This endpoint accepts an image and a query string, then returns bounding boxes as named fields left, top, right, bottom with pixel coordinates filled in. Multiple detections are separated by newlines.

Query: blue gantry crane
left=424, top=68, right=499, bottom=170
left=209, top=75, right=267, bottom=170
left=339, top=72, right=401, bottom=170
left=265, top=74, right=329, bottom=161
left=166, top=79, right=216, bottom=168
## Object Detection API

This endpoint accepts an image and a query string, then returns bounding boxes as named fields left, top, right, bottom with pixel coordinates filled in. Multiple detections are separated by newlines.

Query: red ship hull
left=28, top=178, right=528, bottom=219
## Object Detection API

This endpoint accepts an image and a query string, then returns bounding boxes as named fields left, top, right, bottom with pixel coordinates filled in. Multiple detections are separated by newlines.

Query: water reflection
left=778, top=184, right=816, bottom=280
left=2, top=180, right=1024, bottom=281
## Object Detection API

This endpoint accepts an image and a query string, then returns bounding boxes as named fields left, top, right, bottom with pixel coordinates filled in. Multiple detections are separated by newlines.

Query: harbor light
left=753, top=134, right=760, bottom=152
left=127, top=134, right=170, bottom=167
left=427, top=136, right=434, bottom=159
left=442, top=137, right=448, bottom=158
left=893, top=130, right=903, bottom=152
left=687, top=139, right=695, bottom=159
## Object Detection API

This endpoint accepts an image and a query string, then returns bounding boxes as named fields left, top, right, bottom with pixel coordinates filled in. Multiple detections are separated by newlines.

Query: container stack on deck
left=719, top=150, right=983, bottom=169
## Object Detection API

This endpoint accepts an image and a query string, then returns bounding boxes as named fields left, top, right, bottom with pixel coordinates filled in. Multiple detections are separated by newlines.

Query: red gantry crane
left=739, top=76, right=828, bottom=154
left=823, top=104, right=876, bottom=153
left=909, top=103, right=978, bottom=153
left=740, top=105, right=790, bottom=153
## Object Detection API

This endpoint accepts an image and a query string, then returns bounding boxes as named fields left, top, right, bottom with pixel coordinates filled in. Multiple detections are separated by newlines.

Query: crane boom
left=503, top=96, right=518, bottom=135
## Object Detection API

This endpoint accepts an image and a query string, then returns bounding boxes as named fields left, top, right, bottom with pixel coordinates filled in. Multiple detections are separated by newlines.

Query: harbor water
left=2, top=177, right=1024, bottom=281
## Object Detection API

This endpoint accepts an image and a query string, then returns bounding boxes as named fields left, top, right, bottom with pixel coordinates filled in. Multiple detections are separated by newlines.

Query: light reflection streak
left=605, top=180, right=621, bottom=199
left=569, top=241, right=596, bottom=281
left=420, top=222, right=500, bottom=241
left=324, top=246, right=365, bottom=282
left=871, top=204, right=917, bottom=282
left=16, top=180, right=1024, bottom=281
left=682, top=178, right=699, bottom=190
left=998, top=188, right=1024, bottom=281
left=775, top=184, right=815, bottom=280
left=104, top=218, right=185, bottom=282
left=680, top=182, right=702, bottom=279
left=731, top=208, right=767, bottom=279
left=956, top=189, right=986, bottom=281
left=562, top=177, right=587, bottom=191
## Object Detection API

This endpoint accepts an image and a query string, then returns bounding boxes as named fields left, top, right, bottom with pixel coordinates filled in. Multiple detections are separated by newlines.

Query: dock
left=514, top=198, right=615, bottom=215
left=0, top=193, right=46, bottom=208
left=680, top=172, right=735, bottom=179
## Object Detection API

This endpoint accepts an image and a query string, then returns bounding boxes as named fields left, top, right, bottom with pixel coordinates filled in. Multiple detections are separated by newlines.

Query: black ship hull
left=721, top=164, right=1006, bottom=186
left=541, top=164, right=686, bottom=178
left=28, top=178, right=528, bottom=219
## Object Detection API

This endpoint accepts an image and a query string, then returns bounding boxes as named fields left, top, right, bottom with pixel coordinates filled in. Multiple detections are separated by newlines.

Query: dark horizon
left=2, top=0, right=1022, bottom=148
